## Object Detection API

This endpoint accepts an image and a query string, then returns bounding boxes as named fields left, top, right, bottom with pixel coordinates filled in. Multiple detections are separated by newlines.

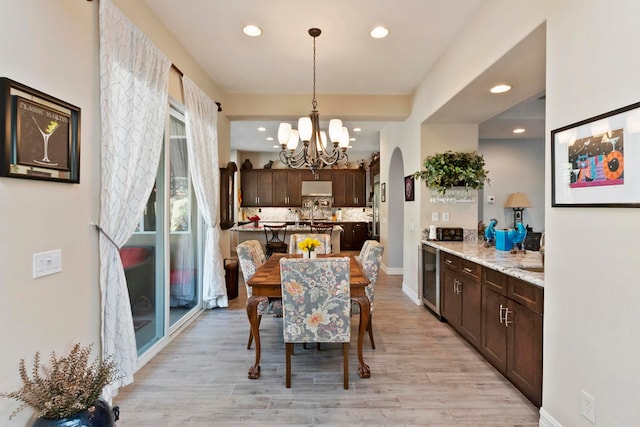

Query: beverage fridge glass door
left=422, top=244, right=440, bottom=318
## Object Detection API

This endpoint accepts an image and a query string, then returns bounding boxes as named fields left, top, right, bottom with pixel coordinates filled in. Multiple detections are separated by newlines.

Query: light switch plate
left=442, top=212, right=450, bottom=222
left=431, top=212, right=439, bottom=221
left=33, top=249, right=62, bottom=278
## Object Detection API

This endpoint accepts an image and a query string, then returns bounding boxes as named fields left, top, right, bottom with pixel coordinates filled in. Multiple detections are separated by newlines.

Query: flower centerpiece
left=248, top=215, right=260, bottom=228
left=1, top=343, right=119, bottom=425
left=413, top=150, right=490, bottom=195
left=298, top=237, right=321, bottom=258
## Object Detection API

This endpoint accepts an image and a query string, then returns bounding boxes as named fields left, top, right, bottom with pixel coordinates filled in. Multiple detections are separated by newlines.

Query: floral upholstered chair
left=236, top=240, right=283, bottom=349
left=356, top=239, right=377, bottom=264
left=280, top=257, right=351, bottom=389
left=359, top=240, right=384, bottom=349
left=288, top=233, right=332, bottom=255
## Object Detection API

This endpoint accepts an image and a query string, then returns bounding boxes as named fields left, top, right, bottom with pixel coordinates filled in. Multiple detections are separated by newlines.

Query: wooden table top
left=246, top=254, right=370, bottom=293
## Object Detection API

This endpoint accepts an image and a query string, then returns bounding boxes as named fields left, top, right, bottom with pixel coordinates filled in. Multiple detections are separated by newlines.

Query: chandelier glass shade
left=278, top=28, right=350, bottom=175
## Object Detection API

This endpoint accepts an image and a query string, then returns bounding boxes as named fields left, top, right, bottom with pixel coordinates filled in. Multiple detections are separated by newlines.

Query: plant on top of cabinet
left=413, top=151, right=490, bottom=195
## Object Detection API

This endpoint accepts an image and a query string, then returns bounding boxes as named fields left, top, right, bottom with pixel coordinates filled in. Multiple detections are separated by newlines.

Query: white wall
left=0, top=2, right=101, bottom=425
left=0, top=2, right=228, bottom=424
left=543, top=1, right=640, bottom=425
left=479, top=138, right=545, bottom=232
left=391, top=0, right=640, bottom=425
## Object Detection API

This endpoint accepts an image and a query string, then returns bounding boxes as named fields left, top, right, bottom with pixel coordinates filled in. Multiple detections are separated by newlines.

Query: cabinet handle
left=445, top=259, right=453, bottom=265
left=454, top=279, right=462, bottom=295
left=463, top=267, right=473, bottom=273
left=499, top=304, right=507, bottom=323
left=504, top=308, right=512, bottom=327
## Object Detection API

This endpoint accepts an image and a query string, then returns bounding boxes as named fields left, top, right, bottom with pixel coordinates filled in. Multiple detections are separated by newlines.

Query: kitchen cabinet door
left=332, top=170, right=348, bottom=206
left=481, top=286, right=508, bottom=374
left=286, top=170, right=303, bottom=206
left=440, top=255, right=461, bottom=327
left=241, top=170, right=273, bottom=206
left=506, top=300, right=543, bottom=407
left=272, top=170, right=288, bottom=206
left=458, top=261, right=482, bottom=349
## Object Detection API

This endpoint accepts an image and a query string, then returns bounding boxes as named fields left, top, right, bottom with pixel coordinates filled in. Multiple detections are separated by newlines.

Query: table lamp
left=504, top=192, right=532, bottom=228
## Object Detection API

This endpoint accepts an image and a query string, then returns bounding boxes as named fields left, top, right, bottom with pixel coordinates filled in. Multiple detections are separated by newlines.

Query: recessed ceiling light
left=272, top=145, right=279, bottom=148
left=349, top=137, right=356, bottom=142
left=370, top=26, right=389, bottom=39
left=513, top=128, right=526, bottom=134
left=243, top=25, right=262, bottom=37
left=490, top=84, right=512, bottom=94
left=266, top=137, right=274, bottom=141
left=353, top=127, right=362, bottom=132
left=257, top=126, right=266, bottom=131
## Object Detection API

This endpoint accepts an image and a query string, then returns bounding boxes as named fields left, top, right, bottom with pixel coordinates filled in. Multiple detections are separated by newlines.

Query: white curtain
left=98, top=0, right=170, bottom=400
left=182, top=76, right=228, bottom=309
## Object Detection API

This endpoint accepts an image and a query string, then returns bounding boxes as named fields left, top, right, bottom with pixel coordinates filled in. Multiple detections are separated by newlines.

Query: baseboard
left=402, top=281, right=421, bottom=305
left=539, top=408, right=563, bottom=427
left=381, top=263, right=403, bottom=275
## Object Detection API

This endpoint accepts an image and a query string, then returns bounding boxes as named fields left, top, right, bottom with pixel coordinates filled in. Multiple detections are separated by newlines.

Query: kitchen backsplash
left=241, top=207, right=373, bottom=223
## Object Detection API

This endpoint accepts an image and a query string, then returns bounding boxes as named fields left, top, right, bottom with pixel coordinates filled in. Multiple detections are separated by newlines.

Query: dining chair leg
left=367, top=314, right=375, bottom=349
left=342, top=343, right=349, bottom=390
left=247, top=314, right=262, bottom=349
left=285, top=342, right=293, bottom=388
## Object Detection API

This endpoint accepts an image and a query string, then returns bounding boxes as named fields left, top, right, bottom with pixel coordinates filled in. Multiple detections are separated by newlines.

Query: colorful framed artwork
left=404, top=175, right=414, bottom=201
left=551, top=101, right=640, bottom=207
left=0, top=78, right=80, bottom=183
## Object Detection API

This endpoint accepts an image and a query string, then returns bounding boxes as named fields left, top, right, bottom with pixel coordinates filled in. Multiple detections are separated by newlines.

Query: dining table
left=245, top=253, right=371, bottom=380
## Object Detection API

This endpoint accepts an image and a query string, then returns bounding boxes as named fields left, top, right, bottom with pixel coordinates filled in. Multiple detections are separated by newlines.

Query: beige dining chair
left=280, top=257, right=351, bottom=389
left=236, top=240, right=282, bottom=349
left=288, top=233, right=332, bottom=255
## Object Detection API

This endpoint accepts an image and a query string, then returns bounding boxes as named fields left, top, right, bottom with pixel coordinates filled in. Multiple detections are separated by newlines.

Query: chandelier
left=278, top=28, right=350, bottom=175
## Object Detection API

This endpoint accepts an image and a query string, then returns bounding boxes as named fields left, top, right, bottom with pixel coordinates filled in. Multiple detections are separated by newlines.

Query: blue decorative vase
left=30, top=400, right=117, bottom=427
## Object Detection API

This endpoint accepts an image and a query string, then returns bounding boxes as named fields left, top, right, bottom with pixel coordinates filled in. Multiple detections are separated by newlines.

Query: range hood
left=301, top=181, right=332, bottom=197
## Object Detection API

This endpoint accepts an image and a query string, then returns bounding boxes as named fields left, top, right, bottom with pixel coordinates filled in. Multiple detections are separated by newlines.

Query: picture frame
left=381, top=182, right=386, bottom=202
left=551, top=101, right=640, bottom=207
left=0, top=78, right=80, bottom=183
left=404, top=175, right=415, bottom=201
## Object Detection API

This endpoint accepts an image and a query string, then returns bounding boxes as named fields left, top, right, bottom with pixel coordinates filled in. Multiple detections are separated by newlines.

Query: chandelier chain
left=312, top=33, right=317, bottom=110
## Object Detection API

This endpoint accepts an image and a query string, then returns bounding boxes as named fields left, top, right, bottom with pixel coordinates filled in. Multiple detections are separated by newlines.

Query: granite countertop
left=232, top=223, right=344, bottom=233
left=422, top=240, right=544, bottom=288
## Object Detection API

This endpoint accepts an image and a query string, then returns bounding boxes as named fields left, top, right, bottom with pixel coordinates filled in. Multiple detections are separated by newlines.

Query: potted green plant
left=413, top=150, right=490, bottom=195
left=1, top=343, right=119, bottom=426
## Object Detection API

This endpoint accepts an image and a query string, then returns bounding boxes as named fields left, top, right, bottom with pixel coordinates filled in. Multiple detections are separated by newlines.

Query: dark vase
left=30, top=400, right=117, bottom=427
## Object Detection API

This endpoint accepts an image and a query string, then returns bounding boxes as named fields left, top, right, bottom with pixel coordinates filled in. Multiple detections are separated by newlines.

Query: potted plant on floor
left=1, top=343, right=119, bottom=426
left=413, top=150, right=490, bottom=195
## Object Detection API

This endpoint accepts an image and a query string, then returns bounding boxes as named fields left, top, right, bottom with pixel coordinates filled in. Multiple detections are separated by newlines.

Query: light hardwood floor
left=115, top=264, right=540, bottom=426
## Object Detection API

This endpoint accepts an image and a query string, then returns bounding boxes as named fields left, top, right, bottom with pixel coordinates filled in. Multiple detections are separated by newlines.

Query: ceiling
left=143, top=0, right=545, bottom=153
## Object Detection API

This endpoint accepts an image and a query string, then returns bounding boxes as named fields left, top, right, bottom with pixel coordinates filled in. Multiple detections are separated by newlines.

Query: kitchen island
left=232, top=223, right=343, bottom=254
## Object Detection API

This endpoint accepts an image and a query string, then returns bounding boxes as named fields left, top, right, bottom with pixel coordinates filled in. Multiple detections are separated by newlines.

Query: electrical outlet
left=431, top=212, right=439, bottom=222
left=442, top=212, right=450, bottom=222
left=33, top=249, right=62, bottom=279
left=581, top=390, right=596, bottom=424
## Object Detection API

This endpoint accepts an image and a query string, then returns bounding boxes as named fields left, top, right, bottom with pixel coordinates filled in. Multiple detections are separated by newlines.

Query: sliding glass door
left=121, top=103, right=202, bottom=355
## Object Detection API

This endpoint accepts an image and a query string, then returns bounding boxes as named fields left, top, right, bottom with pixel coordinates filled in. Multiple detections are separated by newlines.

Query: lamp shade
left=504, top=192, right=532, bottom=208
left=287, top=129, right=299, bottom=150
left=339, top=127, right=349, bottom=148
left=278, top=123, right=292, bottom=146
left=298, top=117, right=312, bottom=141
left=328, top=119, right=343, bottom=143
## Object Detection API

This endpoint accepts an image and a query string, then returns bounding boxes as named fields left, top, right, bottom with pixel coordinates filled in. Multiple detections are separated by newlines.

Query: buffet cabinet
left=240, top=168, right=366, bottom=207
left=440, top=253, right=543, bottom=407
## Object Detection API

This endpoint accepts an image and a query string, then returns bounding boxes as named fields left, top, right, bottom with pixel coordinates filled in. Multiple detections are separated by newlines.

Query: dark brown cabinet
left=332, top=169, right=366, bottom=207
left=240, top=167, right=366, bottom=207
left=481, top=268, right=543, bottom=407
left=265, top=169, right=304, bottom=207
left=241, top=169, right=273, bottom=207
left=440, top=253, right=482, bottom=350
left=438, top=251, right=544, bottom=408
left=219, top=162, right=237, bottom=230
left=339, top=221, right=368, bottom=250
